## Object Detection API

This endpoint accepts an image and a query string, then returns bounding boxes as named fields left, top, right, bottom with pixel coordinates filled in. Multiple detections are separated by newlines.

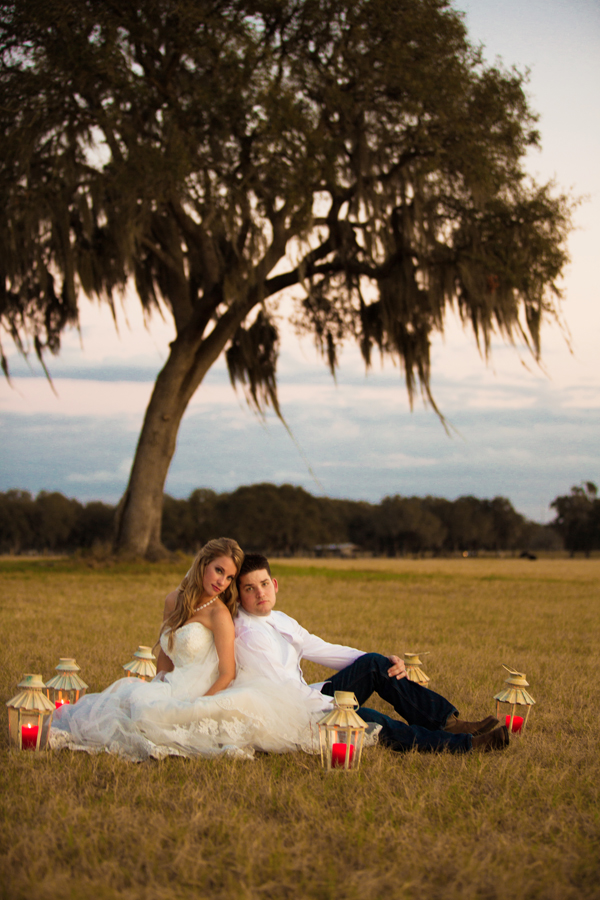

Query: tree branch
left=263, top=236, right=336, bottom=297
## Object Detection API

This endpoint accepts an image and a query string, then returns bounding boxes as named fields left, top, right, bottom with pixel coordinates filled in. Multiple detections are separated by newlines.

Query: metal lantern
left=318, top=691, right=367, bottom=771
left=404, top=651, right=430, bottom=686
left=46, top=658, right=88, bottom=708
left=6, top=674, right=55, bottom=751
left=122, top=646, right=157, bottom=681
left=493, top=665, right=536, bottom=734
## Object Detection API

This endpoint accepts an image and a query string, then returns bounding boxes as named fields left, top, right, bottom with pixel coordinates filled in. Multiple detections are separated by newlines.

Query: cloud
left=0, top=377, right=155, bottom=418
left=67, top=459, right=133, bottom=483
left=319, top=452, right=438, bottom=471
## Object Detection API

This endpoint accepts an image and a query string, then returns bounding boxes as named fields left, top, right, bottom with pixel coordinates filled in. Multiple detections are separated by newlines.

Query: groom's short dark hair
left=237, top=553, right=272, bottom=584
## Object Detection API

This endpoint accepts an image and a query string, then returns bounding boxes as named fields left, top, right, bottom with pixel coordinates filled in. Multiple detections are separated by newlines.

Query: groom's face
left=237, top=569, right=278, bottom=616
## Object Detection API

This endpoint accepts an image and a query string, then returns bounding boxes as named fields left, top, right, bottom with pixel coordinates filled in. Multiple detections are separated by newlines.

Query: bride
left=50, top=538, right=322, bottom=761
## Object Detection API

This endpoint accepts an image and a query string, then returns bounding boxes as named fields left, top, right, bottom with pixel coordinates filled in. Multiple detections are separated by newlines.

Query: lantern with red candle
left=122, top=646, right=157, bottom=681
left=493, top=665, right=536, bottom=734
left=317, top=691, right=366, bottom=772
left=46, top=658, right=88, bottom=708
left=6, top=674, right=55, bottom=751
left=404, top=651, right=430, bottom=686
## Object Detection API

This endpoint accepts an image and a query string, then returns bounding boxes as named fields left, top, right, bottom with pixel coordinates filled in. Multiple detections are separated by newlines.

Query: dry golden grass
left=1, top=557, right=599, bottom=900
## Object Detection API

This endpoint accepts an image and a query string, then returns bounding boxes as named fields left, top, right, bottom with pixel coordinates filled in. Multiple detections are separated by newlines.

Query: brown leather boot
left=444, top=714, right=499, bottom=736
left=472, top=725, right=510, bottom=751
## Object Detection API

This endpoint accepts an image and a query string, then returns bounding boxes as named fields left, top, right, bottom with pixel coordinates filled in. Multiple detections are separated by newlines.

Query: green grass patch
left=0, top=557, right=189, bottom=578
left=271, top=563, right=419, bottom=582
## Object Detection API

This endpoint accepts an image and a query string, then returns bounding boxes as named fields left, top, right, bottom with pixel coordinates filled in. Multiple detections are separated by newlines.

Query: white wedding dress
left=50, top=622, right=327, bottom=761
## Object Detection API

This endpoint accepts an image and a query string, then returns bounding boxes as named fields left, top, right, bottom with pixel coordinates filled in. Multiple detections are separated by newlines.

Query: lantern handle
left=332, top=691, right=360, bottom=710
left=502, top=664, right=525, bottom=677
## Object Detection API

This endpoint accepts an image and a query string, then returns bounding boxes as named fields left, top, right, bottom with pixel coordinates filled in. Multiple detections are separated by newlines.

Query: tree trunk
left=114, top=323, right=232, bottom=557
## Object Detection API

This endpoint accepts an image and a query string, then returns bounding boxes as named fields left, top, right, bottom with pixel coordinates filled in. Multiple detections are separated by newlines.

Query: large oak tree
left=0, top=0, right=571, bottom=556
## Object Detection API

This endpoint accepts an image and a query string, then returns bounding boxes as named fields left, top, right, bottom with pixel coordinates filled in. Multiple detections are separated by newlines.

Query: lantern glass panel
left=7, top=707, right=21, bottom=750
left=8, top=708, right=52, bottom=750
left=49, top=686, right=85, bottom=707
left=495, top=702, right=532, bottom=734
left=50, top=688, right=68, bottom=708
left=318, top=723, right=365, bottom=771
left=40, top=714, right=52, bottom=747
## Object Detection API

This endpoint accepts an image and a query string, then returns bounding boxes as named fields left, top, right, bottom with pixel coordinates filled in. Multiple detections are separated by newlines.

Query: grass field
left=1, top=556, right=599, bottom=900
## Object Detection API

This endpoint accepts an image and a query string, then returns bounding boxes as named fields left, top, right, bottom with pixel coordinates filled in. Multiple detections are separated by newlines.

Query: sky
left=1, top=0, right=599, bottom=523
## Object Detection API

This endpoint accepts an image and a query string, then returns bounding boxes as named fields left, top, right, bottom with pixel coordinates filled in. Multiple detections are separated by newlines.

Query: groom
left=234, top=554, right=509, bottom=753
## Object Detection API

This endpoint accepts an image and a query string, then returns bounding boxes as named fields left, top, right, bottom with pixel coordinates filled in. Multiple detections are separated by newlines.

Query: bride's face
left=201, top=555, right=238, bottom=599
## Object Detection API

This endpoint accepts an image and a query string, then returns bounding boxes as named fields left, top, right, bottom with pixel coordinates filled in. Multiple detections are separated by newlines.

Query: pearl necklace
left=194, top=595, right=218, bottom=613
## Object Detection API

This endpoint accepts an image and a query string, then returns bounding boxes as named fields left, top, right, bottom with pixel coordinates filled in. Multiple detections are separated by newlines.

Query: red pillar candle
left=21, top=723, right=39, bottom=750
left=331, top=742, right=354, bottom=768
left=55, top=699, right=70, bottom=709
left=505, top=714, right=524, bottom=733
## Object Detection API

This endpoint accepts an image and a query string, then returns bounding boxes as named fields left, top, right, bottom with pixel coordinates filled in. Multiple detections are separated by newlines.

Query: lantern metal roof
left=46, top=658, right=89, bottom=693
left=493, top=665, right=536, bottom=707
left=404, top=651, right=430, bottom=685
left=6, top=674, right=55, bottom=712
left=318, top=691, right=367, bottom=729
left=123, top=645, right=157, bottom=678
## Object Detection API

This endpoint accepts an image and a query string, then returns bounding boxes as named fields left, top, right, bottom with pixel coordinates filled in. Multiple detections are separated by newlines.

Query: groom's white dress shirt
left=234, top=608, right=366, bottom=713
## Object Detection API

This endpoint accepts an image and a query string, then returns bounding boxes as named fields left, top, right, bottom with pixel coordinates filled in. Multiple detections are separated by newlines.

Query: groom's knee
left=361, top=652, right=391, bottom=675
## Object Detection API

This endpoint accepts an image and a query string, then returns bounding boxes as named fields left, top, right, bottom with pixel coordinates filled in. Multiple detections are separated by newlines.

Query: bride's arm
left=203, top=604, right=236, bottom=696
left=155, top=590, right=178, bottom=677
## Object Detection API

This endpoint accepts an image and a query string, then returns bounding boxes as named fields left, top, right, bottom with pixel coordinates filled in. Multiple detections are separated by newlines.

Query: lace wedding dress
left=50, top=622, right=328, bottom=761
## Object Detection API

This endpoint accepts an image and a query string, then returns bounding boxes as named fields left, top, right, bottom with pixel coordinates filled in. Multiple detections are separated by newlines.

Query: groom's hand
left=386, top=655, right=407, bottom=679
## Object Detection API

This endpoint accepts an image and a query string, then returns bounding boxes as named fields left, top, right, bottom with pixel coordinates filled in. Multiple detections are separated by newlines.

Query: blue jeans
left=321, top=653, right=472, bottom=753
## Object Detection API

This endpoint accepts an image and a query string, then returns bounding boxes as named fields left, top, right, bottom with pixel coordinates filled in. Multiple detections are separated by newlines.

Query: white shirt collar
left=237, top=607, right=274, bottom=626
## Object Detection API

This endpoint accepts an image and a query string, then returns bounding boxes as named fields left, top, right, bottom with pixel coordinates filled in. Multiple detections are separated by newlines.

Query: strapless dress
left=50, top=622, right=331, bottom=761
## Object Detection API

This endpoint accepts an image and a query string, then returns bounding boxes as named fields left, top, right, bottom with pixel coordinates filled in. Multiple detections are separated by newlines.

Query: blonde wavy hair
left=160, top=537, right=244, bottom=651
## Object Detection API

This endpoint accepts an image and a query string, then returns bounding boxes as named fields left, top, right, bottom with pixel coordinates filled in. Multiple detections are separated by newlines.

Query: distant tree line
left=1, top=483, right=582, bottom=557
left=0, top=490, right=115, bottom=554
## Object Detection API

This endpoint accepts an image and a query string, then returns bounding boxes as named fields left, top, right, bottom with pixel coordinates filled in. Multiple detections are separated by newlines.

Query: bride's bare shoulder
left=163, top=589, right=180, bottom=618
left=202, top=600, right=235, bottom=632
